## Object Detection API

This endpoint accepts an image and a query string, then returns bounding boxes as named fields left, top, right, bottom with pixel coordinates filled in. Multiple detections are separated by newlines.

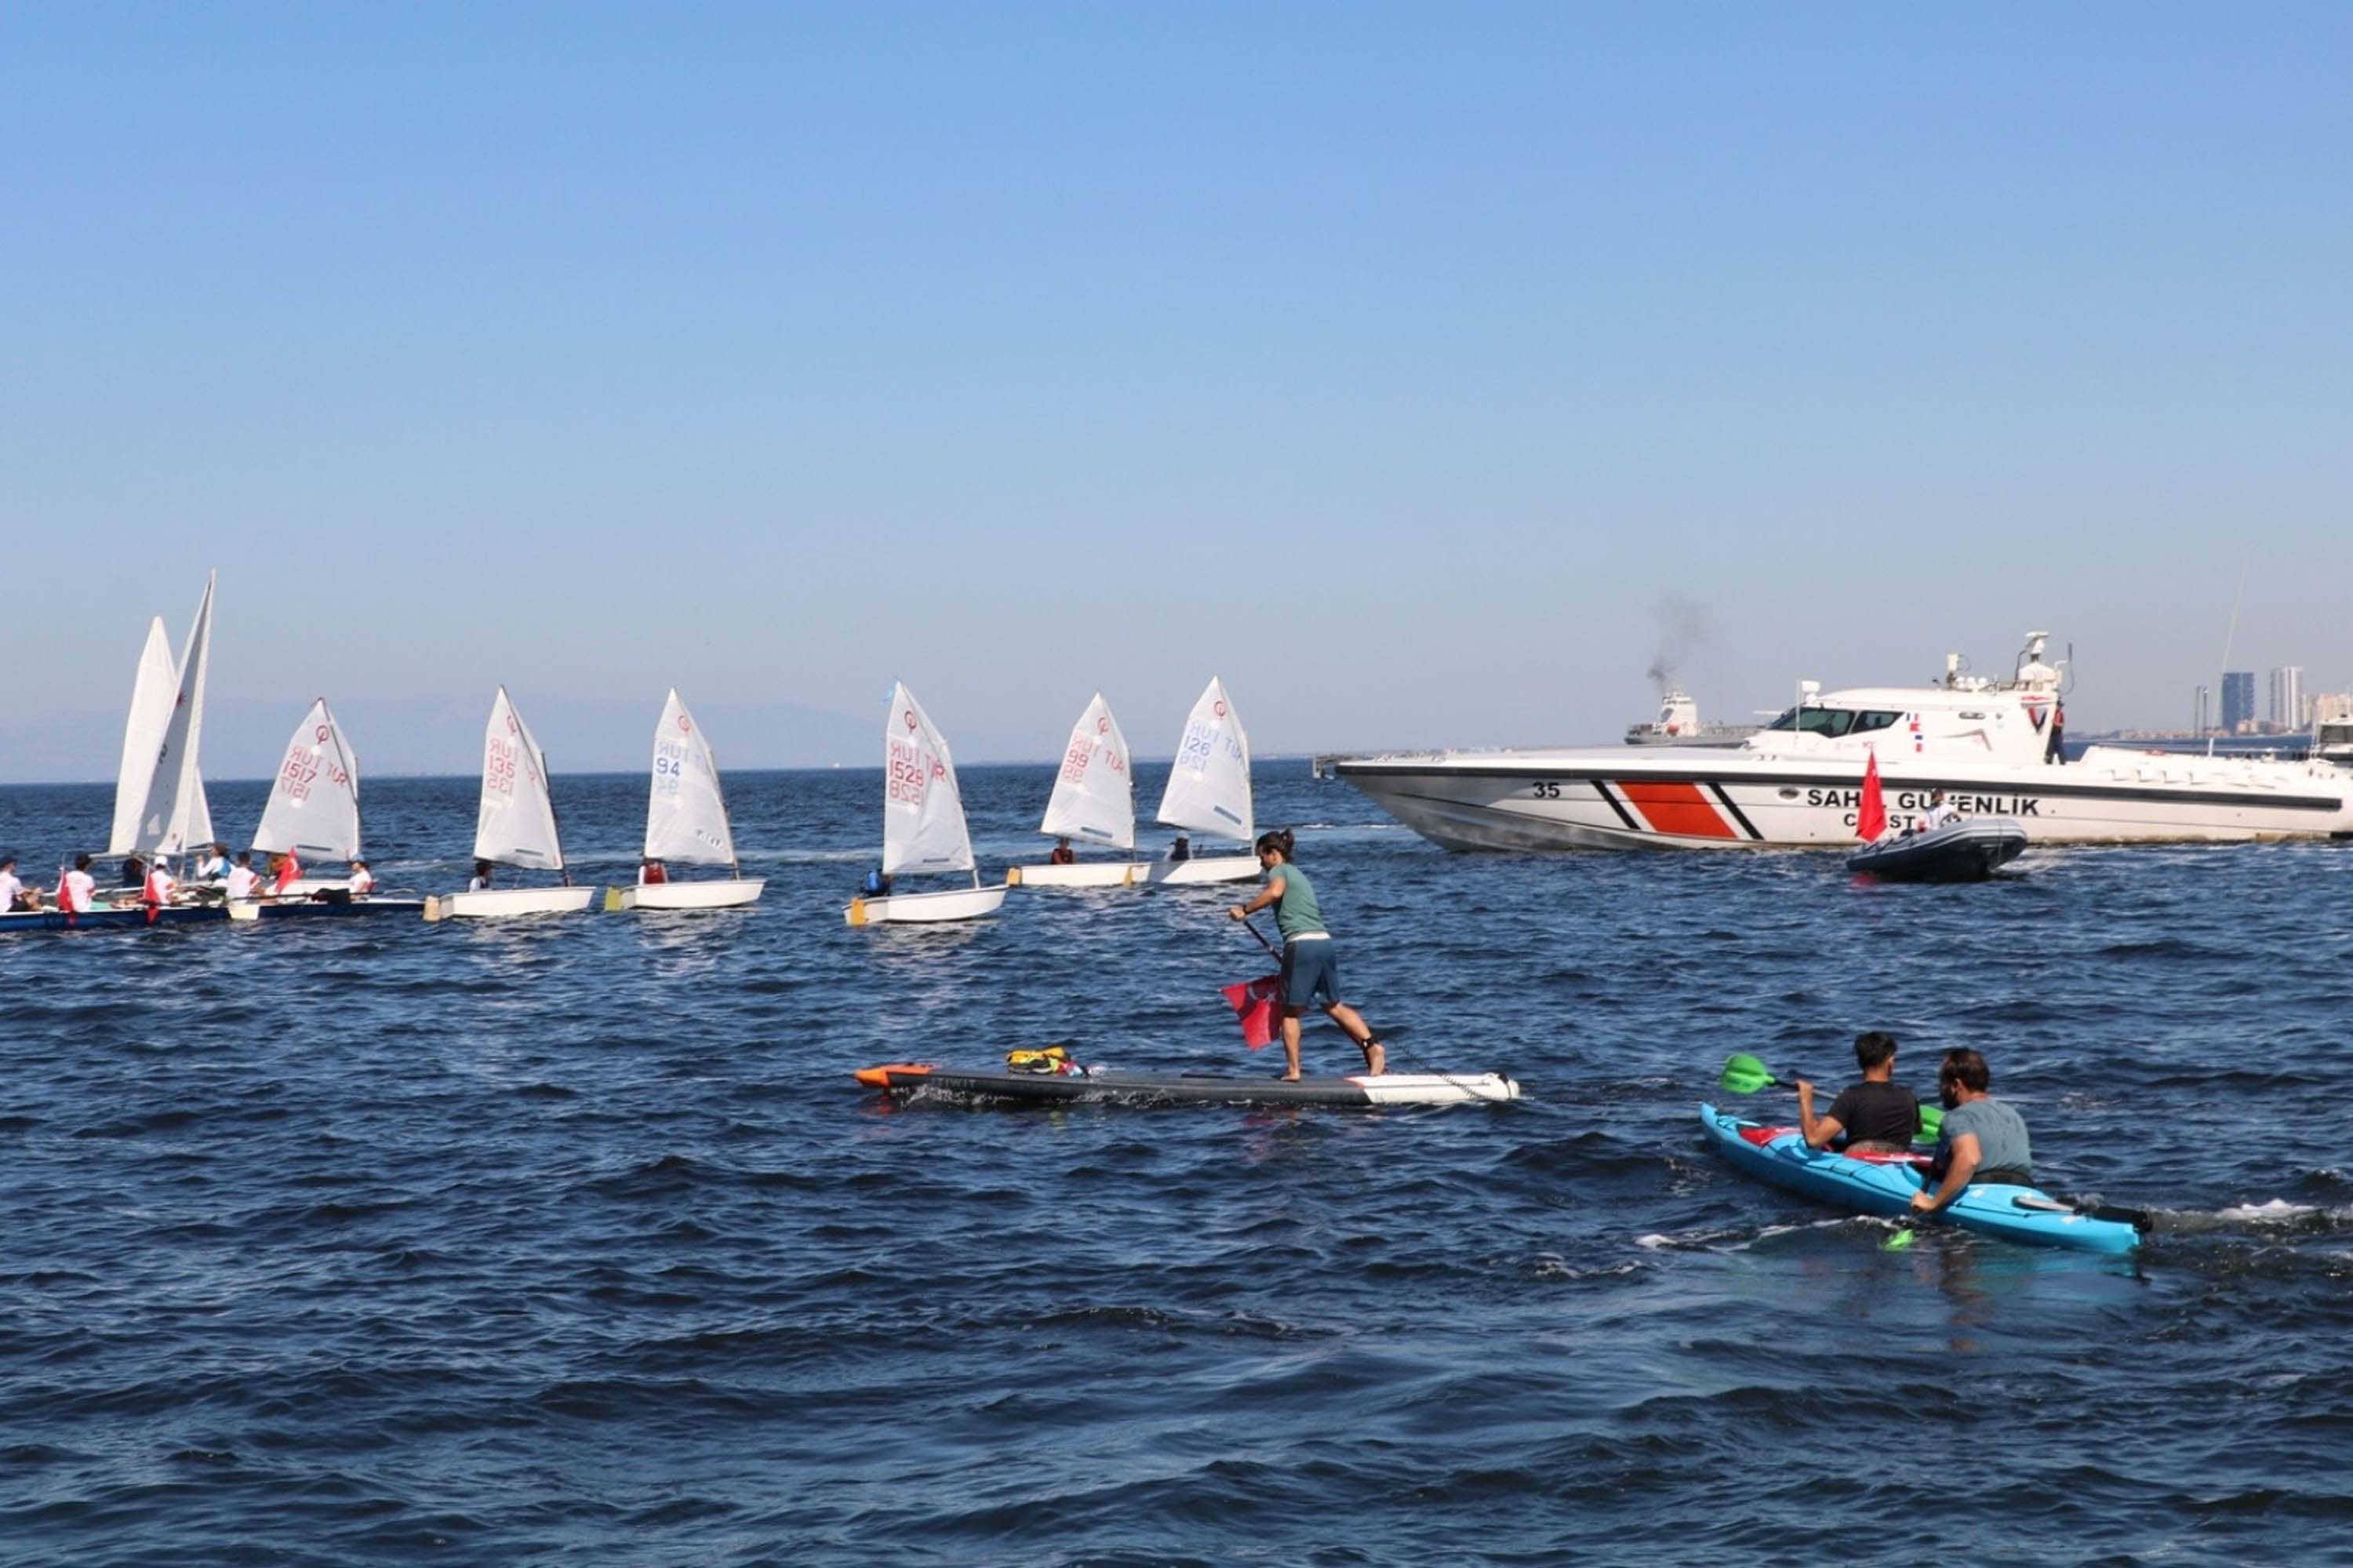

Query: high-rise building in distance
left=2270, top=666, right=2307, bottom=729
left=2222, top=671, right=2256, bottom=733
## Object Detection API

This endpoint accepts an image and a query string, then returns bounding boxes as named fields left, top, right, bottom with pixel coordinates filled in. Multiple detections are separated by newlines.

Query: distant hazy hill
left=0, top=697, right=1056, bottom=784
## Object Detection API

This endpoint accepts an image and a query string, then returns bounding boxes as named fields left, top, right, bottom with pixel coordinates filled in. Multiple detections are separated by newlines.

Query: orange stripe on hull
left=854, top=1064, right=933, bottom=1088
left=1615, top=780, right=1740, bottom=839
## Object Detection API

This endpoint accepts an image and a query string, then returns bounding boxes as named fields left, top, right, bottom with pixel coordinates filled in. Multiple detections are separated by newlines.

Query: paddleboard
left=856, top=1064, right=1521, bottom=1107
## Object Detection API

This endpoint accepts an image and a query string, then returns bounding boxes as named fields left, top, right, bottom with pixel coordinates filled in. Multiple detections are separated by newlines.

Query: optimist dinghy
left=112, top=573, right=219, bottom=868
left=423, top=689, right=597, bottom=921
left=238, top=700, right=424, bottom=920
left=856, top=1060, right=1521, bottom=1108
left=1006, top=692, right=1148, bottom=889
left=1849, top=817, right=2028, bottom=881
left=1146, top=676, right=1259, bottom=884
left=845, top=683, right=1009, bottom=926
left=608, top=689, right=764, bottom=911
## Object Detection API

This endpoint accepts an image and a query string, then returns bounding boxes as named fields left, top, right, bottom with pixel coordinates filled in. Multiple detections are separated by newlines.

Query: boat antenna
left=2213, top=554, right=2250, bottom=757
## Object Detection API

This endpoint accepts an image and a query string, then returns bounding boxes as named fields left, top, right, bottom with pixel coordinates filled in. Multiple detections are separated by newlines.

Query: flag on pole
left=1221, top=974, right=1283, bottom=1049
left=1857, top=750, right=1886, bottom=842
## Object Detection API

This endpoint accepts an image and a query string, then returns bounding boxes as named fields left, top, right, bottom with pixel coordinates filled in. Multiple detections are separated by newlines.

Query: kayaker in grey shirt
left=1912, top=1047, right=2033, bottom=1213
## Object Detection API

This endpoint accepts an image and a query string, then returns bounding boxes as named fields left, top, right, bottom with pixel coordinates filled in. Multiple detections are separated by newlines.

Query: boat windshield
left=1765, top=707, right=1904, bottom=737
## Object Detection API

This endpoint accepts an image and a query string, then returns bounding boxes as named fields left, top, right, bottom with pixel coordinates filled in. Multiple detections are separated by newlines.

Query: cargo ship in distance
left=1333, top=632, right=2353, bottom=849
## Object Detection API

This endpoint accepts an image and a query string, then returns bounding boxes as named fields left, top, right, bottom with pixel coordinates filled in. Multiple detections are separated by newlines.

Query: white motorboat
left=2315, top=693, right=2353, bottom=769
left=846, top=682, right=1008, bottom=926
left=1144, top=676, right=1259, bottom=883
left=608, top=689, right=764, bottom=911
left=1335, top=631, right=2353, bottom=849
left=1624, top=686, right=1753, bottom=748
left=424, top=689, right=597, bottom=920
left=1006, top=693, right=1149, bottom=889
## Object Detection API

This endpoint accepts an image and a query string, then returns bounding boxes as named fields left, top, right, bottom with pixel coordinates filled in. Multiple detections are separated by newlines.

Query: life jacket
left=142, top=867, right=169, bottom=924
left=862, top=869, right=887, bottom=896
left=1006, top=1044, right=1082, bottom=1076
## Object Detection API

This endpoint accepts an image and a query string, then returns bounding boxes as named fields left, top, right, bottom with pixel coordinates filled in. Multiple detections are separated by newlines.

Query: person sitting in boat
left=468, top=860, right=495, bottom=893
left=860, top=865, right=891, bottom=898
left=1227, top=828, right=1387, bottom=1082
left=348, top=859, right=376, bottom=897
left=1047, top=838, right=1076, bottom=866
left=1794, top=1031, right=1920, bottom=1155
left=144, top=855, right=178, bottom=910
left=1912, top=790, right=1958, bottom=835
left=60, top=854, right=97, bottom=915
left=1911, top=1048, right=2033, bottom=1213
left=224, top=852, right=261, bottom=901
left=0, top=856, right=24, bottom=912
left=1168, top=835, right=1191, bottom=863
left=121, top=853, right=147, bottom=890
left=640, top=859, right=668, bottom=885
left=195, top=842, right=230, bottom=882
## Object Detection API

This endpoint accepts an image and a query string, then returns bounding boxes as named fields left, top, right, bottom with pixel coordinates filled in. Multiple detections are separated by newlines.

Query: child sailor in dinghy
left=1227, top=829, right=1387, bottom=1082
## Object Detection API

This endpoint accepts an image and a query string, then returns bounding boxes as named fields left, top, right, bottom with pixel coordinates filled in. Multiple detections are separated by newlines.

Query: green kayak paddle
left=1718, top=1052, right=1944, bottom=1140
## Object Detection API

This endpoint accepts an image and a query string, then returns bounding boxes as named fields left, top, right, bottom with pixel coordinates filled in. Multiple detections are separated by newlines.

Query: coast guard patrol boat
left=1335, top=633, right=2353, bottom=849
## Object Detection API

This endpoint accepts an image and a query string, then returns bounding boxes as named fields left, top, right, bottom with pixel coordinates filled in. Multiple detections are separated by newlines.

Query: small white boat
left=228, top=699, right=419, bottom=919
left=608, top=689, right=764, bottom=912
left=1144, top=675, right=1259, bottom=883
left=846, top=682, right=1008, bottom=926
left=424, top=689, right=597, bottom=922
left=110, top=573, right=218, bottom=864
left=1006, top=692, right=1148, bottom=889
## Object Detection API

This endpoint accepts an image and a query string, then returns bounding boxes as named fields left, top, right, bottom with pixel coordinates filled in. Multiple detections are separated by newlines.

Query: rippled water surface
left=5, top=762, right=2353, bottom=1565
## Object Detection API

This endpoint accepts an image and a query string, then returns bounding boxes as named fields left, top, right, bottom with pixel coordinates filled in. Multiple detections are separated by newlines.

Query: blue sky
left=5, top=2, right=2348, bottom=779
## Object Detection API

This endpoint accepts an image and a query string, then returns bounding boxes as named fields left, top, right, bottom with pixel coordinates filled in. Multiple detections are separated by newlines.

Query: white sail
left=134, top=573, right=216, bottom=855
left=644, top=689, right=736, bottom=867
left=882, top=682, right=975, bottom=875
left=1155, top=675, right=1253, bottom=842
left=189, top=778, right=215, bottom=850
left=475, top=687, right=566, bottom=871
left=1039, top=692, right=1136, bottom=849
left=107, top=617, right=177, bottom=854
left=253, top=700, right=363, bottom=860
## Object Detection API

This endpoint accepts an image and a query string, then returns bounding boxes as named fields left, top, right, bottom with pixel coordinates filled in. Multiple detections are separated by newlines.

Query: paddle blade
left=1882, top=1227, right=1915, bottom=1250
left=1916, top=1103, right=1944, bottom=1141
left=1719, top=1053, right=1781, bottom=1094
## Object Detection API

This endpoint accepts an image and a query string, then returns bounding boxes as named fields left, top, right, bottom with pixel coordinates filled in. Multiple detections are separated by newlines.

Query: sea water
left=4, top=762, right=2351, bottom=1564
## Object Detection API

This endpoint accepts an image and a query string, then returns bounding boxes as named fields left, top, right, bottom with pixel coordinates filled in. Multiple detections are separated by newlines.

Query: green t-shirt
left=1265, top=862, right=1327, bottom=941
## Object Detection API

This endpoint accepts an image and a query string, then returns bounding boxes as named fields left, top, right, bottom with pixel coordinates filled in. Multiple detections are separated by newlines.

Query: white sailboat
left=1006, top=692, right=1148, bottom=888
left=121, top=572, right=218, bottom=864
left=1147, top=675, right=1260, bottom=883
left=235, top=700, right=423, bottom=919
left=423, top=688, right=598, bottom=921
left=846, top=682, right=1009, bottom=926
left=608, top=689, right=765, bottom=911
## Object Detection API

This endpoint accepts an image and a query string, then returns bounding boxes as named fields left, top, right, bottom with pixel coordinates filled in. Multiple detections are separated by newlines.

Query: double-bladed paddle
left=1718, top=1052, right=1944, bottom=1140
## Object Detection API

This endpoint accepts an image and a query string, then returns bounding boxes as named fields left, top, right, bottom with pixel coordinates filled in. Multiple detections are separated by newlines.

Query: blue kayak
left=1699, top=1104, right=2142, bottom=1254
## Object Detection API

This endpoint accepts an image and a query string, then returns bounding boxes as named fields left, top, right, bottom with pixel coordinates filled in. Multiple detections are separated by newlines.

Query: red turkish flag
left=1857, top=751, right=1886, bottom=842
left=1221, top=973, right=1283, bottom=1050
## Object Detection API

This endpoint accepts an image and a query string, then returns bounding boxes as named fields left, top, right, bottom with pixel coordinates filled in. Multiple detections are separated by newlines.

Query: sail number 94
left=1529, top=780, right=1562, bottom=799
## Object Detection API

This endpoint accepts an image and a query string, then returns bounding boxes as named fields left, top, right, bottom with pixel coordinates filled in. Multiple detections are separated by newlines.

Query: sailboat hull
left=1007, top=861, right=1148, bottom=889
left=241, top=896, right=428, bottom=922
left=1, top=904, right=227, bottom=934
left=1142, top=856, right=1260, bottom=886
left=424, top=886, right=598, bottom=922
left=608, top=879, right=766, bottom=911
left=846, top=884, right=1010, bottom=926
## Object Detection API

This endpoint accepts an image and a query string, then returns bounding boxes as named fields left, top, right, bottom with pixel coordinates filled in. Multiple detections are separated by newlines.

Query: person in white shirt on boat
left=0, top=857, right=24, bottom=912
left=195, top=842, right=230, bottom=882
left=468, top=860, right=494, bottom=893
left=144, top=857, right=178, bottom=908
left=224, top=852, right=262, bottom=901
left=348, top=859, right=376, bottom=897
left=60, top=854, right=97, bottom=915
left=1913, top=790, right=1959, bottom=835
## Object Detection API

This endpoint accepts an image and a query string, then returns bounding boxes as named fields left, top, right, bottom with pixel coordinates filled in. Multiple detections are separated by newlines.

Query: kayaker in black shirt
left=1795, top=1031, right=1920, bottom=1155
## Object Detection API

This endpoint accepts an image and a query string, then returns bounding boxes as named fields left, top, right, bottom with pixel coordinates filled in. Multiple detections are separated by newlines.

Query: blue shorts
left=1280, top=939, right=1340, bottom=1007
